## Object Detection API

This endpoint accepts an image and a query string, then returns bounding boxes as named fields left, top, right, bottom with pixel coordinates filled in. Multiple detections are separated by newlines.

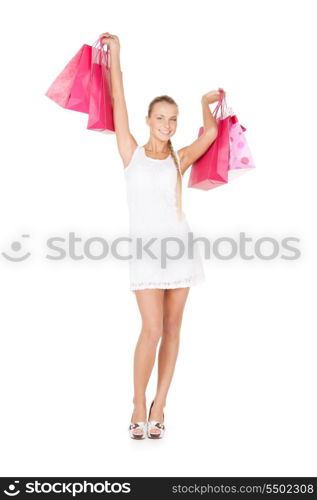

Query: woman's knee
left=141, top=322, right=163, bottom=344
left=162, top=316, right=181, bottom=340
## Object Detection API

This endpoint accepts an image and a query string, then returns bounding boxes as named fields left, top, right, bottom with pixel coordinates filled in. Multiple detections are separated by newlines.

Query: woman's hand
left=99, top=32, right=120, bottom=51
left=202, top=88, right=225, bottom=104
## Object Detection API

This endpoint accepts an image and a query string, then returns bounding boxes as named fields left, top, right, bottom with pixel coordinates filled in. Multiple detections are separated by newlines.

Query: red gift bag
left=87, top=38, right=115, bottom=133
left=188, top=92, right=231, bottom=190
left=45, top=43, right=92, bottom=113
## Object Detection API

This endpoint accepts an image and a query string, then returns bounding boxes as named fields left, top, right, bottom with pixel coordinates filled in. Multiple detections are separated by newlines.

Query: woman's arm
left=100, top=33, right=137, bottom=168
left=177, top=89, right=222, bottom=175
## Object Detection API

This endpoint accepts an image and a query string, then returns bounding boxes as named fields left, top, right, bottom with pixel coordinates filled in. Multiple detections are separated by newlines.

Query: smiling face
left=146, top=101, right=178, bottom=141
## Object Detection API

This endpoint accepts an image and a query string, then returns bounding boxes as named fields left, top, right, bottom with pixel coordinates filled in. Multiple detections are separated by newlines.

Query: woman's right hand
left=99, top=32, right=120, bottom=51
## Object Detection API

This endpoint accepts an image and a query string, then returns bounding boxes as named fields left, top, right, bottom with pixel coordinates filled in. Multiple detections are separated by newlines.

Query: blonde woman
left=100, top=32, right=222, bottom=439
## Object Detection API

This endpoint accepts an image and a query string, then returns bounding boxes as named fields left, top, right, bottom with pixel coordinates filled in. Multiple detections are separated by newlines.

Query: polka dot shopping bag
left=228, top=113, right=255, bottom=180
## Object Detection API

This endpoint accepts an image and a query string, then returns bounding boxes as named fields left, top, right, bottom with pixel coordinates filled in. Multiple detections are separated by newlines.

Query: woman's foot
left=129, top=403, right=147, bottom=439
left=147, top=400, right=165, bottom=439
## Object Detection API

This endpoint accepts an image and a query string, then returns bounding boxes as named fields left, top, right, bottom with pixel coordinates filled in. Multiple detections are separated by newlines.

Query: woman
left=100, top=32, right=222, bottom=439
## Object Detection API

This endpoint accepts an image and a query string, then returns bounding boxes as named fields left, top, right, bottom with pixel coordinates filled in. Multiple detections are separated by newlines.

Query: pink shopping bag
left=188, top=91, right=231, bottom=190
left=228, top=114, right=255, bottom=179
left=45, top=43, right=92, bottom=113
left=87, top=38, right=115, bottom=133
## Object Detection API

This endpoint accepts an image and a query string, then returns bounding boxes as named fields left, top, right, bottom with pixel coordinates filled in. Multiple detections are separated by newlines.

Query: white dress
left=124, top=145, right=205, bottom=292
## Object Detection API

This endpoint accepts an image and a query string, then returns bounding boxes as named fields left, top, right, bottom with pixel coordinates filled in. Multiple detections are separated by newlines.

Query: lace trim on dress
left=130, top=274, right=205, bottom=290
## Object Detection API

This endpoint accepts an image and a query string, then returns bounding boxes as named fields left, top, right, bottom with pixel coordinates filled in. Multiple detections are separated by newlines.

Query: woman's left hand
left=202, top=88, right=225, bottom=104
left=99, top=32, right=121, bottom=51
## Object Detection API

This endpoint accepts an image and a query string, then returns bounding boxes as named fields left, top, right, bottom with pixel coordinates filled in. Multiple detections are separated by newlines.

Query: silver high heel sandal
left=129, top=409, right=147, bottom=440
left=147, top=400, right=165, bottom=439
left=129, top=421, right=147, bottom=439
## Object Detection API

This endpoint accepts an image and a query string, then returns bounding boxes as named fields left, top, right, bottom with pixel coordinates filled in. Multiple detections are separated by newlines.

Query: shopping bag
left=45, top=43, right=92, bottom=113
left=87, top=38, right=115, bottom=133
left=228, top=114, right=255, bottom=179
left=188, top=91, right=231, bottom=190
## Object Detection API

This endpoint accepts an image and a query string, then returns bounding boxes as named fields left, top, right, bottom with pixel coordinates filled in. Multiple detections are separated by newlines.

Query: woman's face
left=146, top=102, right=178, bottom=141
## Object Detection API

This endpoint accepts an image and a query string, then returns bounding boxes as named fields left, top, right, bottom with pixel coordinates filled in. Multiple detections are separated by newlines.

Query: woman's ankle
left=152, top=398, right=166, bottom=410
left=132, top=404, right=147, bottom=423
left=132, top=398, right=146, bottom=408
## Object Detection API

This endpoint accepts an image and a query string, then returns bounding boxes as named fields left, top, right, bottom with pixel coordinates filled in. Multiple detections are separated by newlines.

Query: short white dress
left=124, top=145, right=205, bottom=292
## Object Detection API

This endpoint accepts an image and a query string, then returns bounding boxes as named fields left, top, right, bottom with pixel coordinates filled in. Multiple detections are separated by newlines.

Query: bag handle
left=89, top=37, right=110, bottom=93
left=86, top=37, right=110, bottom=109
left=212, top=88, right=228, bottom=119
left=91, top=37, right=110, bottom=69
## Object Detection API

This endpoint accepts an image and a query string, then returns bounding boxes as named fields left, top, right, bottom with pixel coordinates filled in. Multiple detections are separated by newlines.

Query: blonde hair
left=147, top=95, right=183, bottom=220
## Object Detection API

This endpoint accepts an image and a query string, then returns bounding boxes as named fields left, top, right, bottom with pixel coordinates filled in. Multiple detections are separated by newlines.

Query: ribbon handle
left=212, top=88, right=229, bottom=120
left=91, top=36, right=110, bottom=68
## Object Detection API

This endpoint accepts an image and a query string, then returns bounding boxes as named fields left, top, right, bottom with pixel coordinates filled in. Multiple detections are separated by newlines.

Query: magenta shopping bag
left=228, top=115, right=255, bottom=179
left=45, top=43, right=92, bottom=113
left=87, top=38, right=115, bottom=133
left=188, top=92, right=231, bottom=190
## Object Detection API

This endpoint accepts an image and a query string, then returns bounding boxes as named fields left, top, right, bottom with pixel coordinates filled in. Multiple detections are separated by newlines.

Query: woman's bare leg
left=149, top=287, right=190, bottom=429
left=131, top=288, right=165, bottom=434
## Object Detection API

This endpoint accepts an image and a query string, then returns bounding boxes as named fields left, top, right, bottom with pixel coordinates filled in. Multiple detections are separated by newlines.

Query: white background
left=0, top=0, right=316, bottom=477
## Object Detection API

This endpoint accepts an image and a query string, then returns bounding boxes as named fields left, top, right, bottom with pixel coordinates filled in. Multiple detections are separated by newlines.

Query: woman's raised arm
left=100, top=33, right=137, bottom=168
left=177, top=89, right=222, bottom=175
